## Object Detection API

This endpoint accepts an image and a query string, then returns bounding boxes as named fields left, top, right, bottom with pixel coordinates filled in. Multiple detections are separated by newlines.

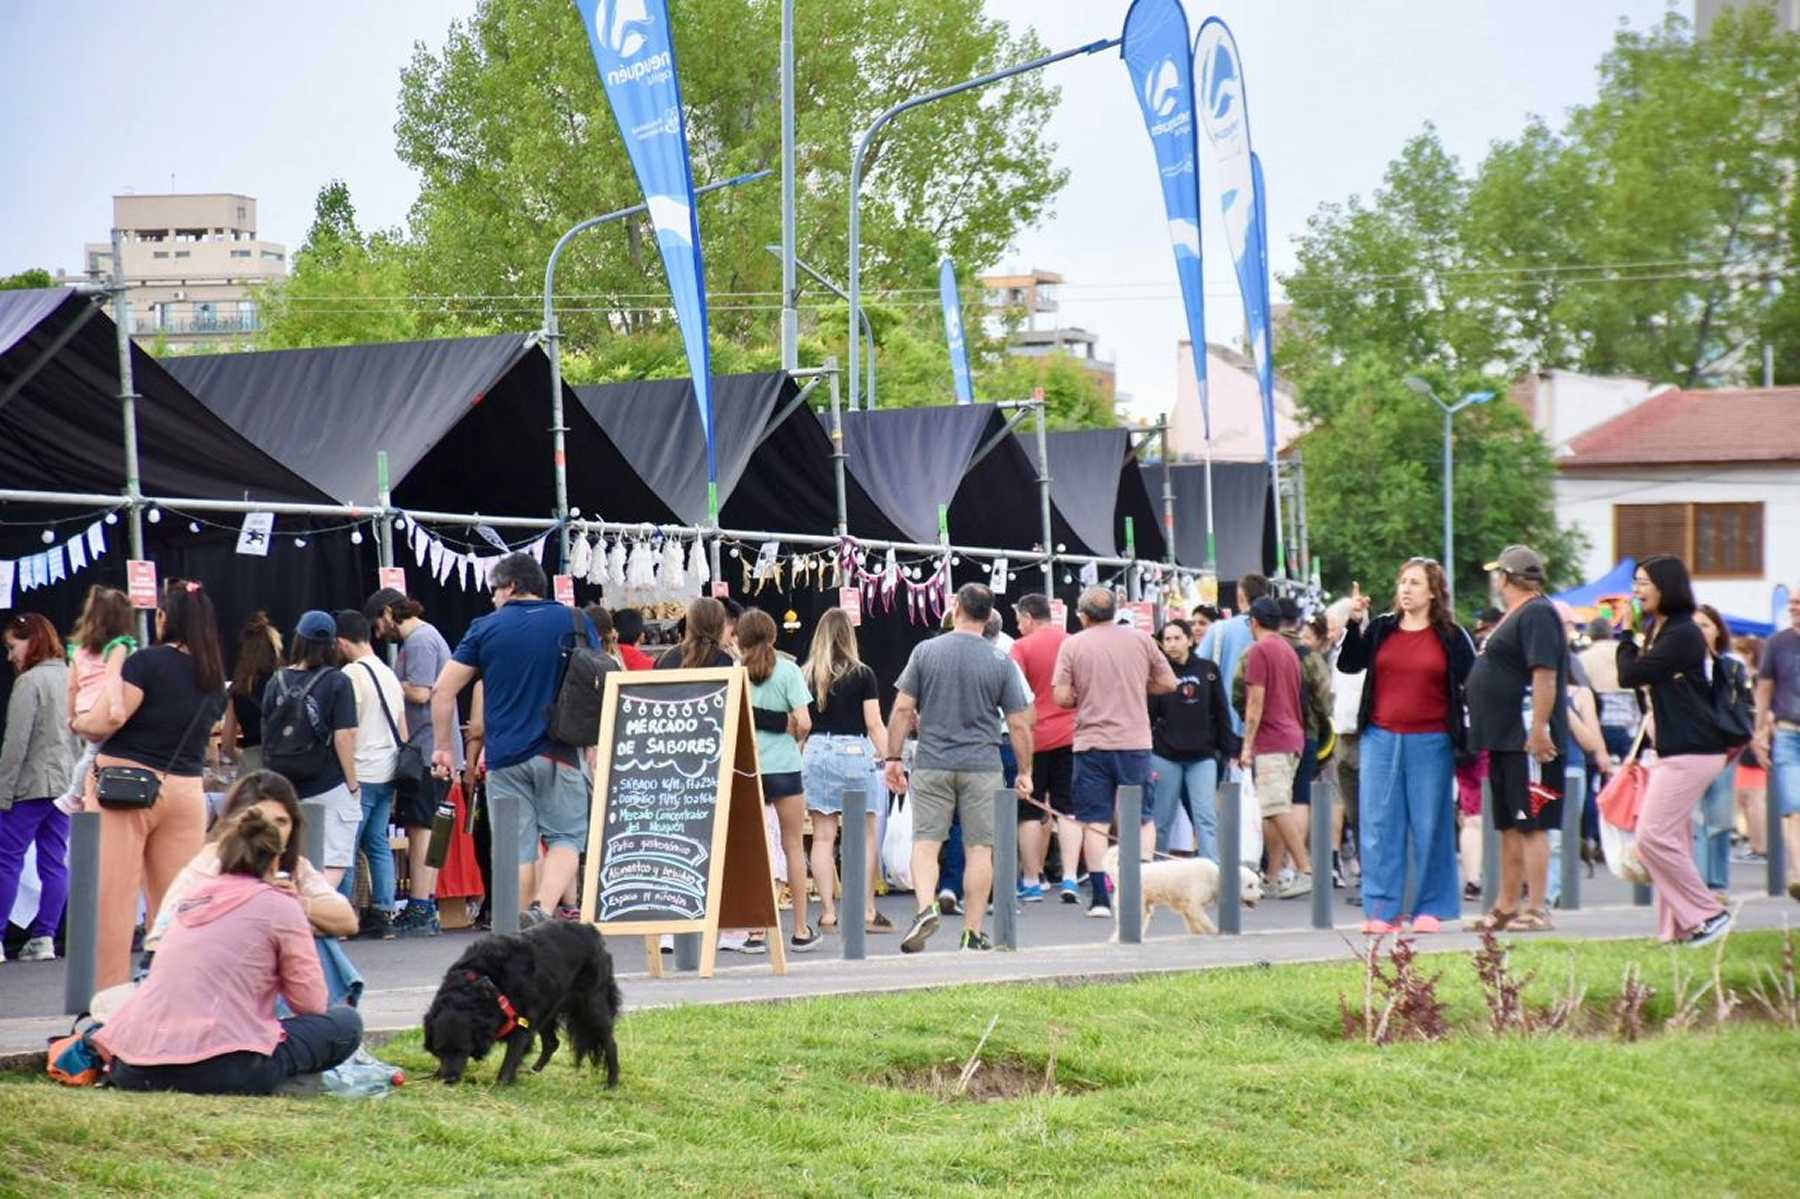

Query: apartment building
left=70, top=193, right=287, bottom=346
left=977, top=268, right=1118, bottom=402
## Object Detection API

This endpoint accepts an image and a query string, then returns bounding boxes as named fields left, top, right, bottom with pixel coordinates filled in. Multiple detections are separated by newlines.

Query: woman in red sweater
left=97, top=804, right=362, bottom=1094
left=1335, top=559, right=1477, bottom=934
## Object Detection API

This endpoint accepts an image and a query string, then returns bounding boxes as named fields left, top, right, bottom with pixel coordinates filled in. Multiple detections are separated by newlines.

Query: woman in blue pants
left=1336, top=561, right=1476, bottom=934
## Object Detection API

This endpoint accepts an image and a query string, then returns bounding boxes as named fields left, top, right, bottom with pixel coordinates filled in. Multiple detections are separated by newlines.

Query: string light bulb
left=295, top=537, right=308, bottom=548
left=188, top=521, right=201, bottom=533
left=351, top=529, right=364, bottom=545
left=40, top=528, right=55, bottom=544
left=146, top=508, right=161, bottom=524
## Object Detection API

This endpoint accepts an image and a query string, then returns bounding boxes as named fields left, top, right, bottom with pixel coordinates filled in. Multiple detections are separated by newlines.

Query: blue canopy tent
left=1551, top=558, right=1636, bottom=610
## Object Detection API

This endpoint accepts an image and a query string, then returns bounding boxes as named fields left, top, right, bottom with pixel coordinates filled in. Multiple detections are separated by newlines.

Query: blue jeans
left=1358, top=727, right=1459, bottom=923
left=1692, top=761, right=1736, bottom=891
left=1774, top=729, right=1800, bottom=817
left=1149, top=755, right=1218, bottom=859
left=337, top=781, right=396, bottom=912
left=110, top=1005, right=362, bottom=1095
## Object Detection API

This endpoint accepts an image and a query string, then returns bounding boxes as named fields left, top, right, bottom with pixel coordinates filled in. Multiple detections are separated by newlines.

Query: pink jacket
left=95, top=874, right=326, bottom=1066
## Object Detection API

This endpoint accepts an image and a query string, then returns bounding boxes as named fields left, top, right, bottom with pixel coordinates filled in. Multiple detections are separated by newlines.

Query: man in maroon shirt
left=1012, top=594, right=1076, bottom=903
left=1237, top=597, right=1313, bottom=897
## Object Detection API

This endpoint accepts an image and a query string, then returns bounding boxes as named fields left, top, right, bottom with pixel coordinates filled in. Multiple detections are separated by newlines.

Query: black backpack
left=1710, top=654, right=1754, bottom=749
left=548, top=607, right=614, bottom=748
left=263, top=668, right=338, bottom=781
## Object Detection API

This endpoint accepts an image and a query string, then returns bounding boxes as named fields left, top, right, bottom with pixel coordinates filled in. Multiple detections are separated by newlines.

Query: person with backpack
left=430, top=552, right=605, bottom=929
left=1617, top=554, right=1734, bottom=947
left=261, top=611, right=359, bottom=888
left=332, top=611, right=407, bottom=937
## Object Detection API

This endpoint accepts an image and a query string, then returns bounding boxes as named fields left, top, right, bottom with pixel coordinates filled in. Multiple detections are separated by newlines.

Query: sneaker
left=18, top=936, right=55, bottom=962
left=1463, top=881, right=1482, bottom=901
left=1277, top=872, right=1313, bottom=899
left=959, top=928, right=992, bottom=952
left=1059, top=879, right=1080, bottom=905
left=554, top=905, right=583, bottom=923
left=900, top=907, right=940, bottom=953
left=1075, top=872, right=1090, bottom=887
left=739, top=934, right=768, bottom=955
left=790, top=927, right=821, bottom=953
left=1687, top=910, right=1733, bottom=948
left=717, top=931, right=749, bottom=952
left=937, top=890, right=963, bottom=917
left=1018, top=883, right=1046, bottom=903
left=866, top=910, right=896, bottom=933
left=519, top=903, right=550, bottom=931
left=1733, top=848, right=1766, bottom=864
left=392, top=903, right=441, bottom=938
left=1331, top=864, right=1346, bottom=890
left=1087, top=901, right=1112, bottom=919
left=357, top=909, right=396, bottom=941
left=1275, top=866, right=1296, bottom=890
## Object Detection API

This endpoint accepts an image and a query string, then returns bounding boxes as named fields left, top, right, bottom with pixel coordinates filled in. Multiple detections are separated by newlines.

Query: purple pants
left=0, top=798, right=70, bottom=939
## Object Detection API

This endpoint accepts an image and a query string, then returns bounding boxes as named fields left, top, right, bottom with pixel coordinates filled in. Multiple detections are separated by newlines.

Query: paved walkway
left=5, top=864, right=1794, bottom=1062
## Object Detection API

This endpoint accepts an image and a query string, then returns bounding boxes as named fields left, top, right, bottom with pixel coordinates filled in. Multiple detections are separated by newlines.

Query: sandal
left=819, top=915, right=838, bottom=931
left=1466, top=908, right=1516, bottom=932
left=1510, top=909, right=1553, bottom=932
left=866, top=910, right=895, bottom=933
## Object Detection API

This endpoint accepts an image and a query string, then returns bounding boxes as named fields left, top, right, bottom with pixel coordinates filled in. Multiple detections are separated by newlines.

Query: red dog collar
left=464, top=971, right=531, bottom=1037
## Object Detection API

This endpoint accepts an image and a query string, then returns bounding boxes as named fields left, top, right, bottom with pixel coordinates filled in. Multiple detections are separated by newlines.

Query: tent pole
left=827, top=356, right=847, bottom=539
left=1202, top=434, right=1218, bottom=578
left=1034, top=393, right=1052, bottom=592
left=546, top=309, right=571, bottom=563
left=110, top=227, right=148, bottom=645
left=1295, top=448, right=1311, bottom=583
left=779, top=0, right=798, bottom=372
left=376, top=451, right=394, bottom=574
left=1159, top=417, right=1175, bottom=566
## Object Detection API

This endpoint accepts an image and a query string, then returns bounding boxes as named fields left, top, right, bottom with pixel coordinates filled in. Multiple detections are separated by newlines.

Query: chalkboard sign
left=596, top=677, right=728, bottom=923
left=580, top=667, right=785, bottom=978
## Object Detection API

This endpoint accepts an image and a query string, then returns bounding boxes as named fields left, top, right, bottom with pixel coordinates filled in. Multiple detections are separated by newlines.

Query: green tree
left=0, top=268, right=54, bottom=290
left=1296, top=356, right=1584, bottom=607
left=392, top=0, right=1066, bottom=356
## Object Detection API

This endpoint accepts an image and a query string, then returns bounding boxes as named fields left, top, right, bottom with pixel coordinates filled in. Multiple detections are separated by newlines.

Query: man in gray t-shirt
left=885, top=583, right=1033, bottom=953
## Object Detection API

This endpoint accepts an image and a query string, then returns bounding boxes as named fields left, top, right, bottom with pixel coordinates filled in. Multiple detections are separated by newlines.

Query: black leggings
left=110, top=1006, right=362, bottom=1095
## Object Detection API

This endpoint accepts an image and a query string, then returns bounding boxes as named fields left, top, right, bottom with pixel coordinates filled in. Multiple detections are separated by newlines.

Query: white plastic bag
left=1599, top=817, right=1651, bottom=886
left=881, top=793, right=914, bottom=891
left=1227, top=765, right=1264, bottom=869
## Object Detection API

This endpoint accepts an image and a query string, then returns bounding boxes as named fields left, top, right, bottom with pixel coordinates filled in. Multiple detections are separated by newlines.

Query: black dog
left=423, top=921, right=621, bottom=1086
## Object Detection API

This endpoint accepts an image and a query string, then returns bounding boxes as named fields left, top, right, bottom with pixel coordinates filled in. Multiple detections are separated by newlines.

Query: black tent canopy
left=1145, top=462, right=1274, bottom=580
left=1017, top=428, right=1168, bottom=561
left=574, top=373, right=900, bottom=538
left=164, top=334, right=677, bottom=524
left=0, top=287, right=325, bottom=503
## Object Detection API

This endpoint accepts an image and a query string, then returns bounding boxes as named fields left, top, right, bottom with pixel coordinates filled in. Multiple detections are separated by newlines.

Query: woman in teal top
left=739, top=608, right=815, bottom=952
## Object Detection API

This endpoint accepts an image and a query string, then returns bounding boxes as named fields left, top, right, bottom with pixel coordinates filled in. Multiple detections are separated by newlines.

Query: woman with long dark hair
left=1336, top=558, right=1476, bottom=934
left=1618, top=554, right=1732, bottom=946
left=219, top=611, right=281, bottom=775
left=78, top=579, right=226, bottom=989
left=0, top=614, right=76, bottom=963
left=1147, top=619, right=1234, bottom=859
left=657, top=597, right=734, bottom=670
left=96, top=801, right=362, bottom=1094
left=56, top=586, right=136, bottom=814
left=739, top=608, right=815, bottom=952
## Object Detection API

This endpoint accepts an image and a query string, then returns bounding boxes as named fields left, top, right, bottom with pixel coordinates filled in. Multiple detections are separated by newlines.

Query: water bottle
left=424, top=799, right=456, bottom=869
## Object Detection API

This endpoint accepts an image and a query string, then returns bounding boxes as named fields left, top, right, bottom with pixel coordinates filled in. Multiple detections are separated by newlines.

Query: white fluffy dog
left=1102, top=846, right=1263, bottom=940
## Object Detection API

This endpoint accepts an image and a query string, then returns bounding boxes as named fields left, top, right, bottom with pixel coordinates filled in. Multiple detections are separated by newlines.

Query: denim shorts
left=486, top=754, right=592, bottom=864
left=1774, top=727, right=1800, bottom=817
left=802, top=734, right=882, bottom=815
left=1071, top=749, right=1150, bottom=825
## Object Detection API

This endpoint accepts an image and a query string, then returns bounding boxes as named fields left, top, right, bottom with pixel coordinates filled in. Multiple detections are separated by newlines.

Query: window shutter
left=1615, top=504, right=1689, bottom=563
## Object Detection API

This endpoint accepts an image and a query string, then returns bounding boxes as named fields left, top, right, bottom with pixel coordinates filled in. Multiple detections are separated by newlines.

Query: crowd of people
left=3, top=541, right=1798, bottom=1091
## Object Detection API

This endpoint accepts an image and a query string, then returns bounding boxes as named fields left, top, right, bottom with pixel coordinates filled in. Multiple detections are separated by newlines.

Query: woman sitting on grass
left=97, top=794, right=363, bottom=1094
left=145, top=771, right=361, bottom=1000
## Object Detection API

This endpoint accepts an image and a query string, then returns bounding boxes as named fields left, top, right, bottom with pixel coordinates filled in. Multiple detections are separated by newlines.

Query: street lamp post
left=1402, top=377, right=1494, bottom=597
left=763, top=245, right=875, bottom=407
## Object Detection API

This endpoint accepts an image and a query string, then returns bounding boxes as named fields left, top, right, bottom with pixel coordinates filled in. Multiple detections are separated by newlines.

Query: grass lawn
left=4, top=931, right=1798, bottom=1197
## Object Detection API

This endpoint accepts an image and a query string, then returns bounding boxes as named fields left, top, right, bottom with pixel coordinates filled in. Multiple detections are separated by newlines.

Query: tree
left=392, top=0, right=1067, bottom=355
left=1280, top=8, right=1800, bottom=387
left=0, top=268, right=54, bottom=290
left=1295, top=356, right=1584, bottom=607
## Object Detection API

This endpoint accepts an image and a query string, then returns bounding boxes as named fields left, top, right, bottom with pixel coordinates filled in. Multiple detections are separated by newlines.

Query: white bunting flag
left=459, top=553, right=473, bottom=591
left=428, top=536, right=446, bottom=578
left=46, top=544, right=65, bottom=583
left=66, top=534, right=88, bottom=573
left=0, top=560, right=13, bottom=608
left=86, top=521, right=106, bottom=558
left=411, top=523, right=429, bottom=568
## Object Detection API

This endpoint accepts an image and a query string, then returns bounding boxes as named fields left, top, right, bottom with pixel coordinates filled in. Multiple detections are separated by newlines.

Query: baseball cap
left=1483, top=544, right=1546, bottom=584
left=1249, top=596, right=1282, bottom=628
left=296, top=609, right=337, bottom=641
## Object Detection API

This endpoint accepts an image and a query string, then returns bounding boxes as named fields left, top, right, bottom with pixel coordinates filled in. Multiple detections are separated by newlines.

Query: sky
left=0, top=0, right=1681, bottom=418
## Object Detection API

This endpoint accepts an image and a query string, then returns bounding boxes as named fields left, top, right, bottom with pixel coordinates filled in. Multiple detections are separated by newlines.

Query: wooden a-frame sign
left=579, top=667, right=786, bottom=978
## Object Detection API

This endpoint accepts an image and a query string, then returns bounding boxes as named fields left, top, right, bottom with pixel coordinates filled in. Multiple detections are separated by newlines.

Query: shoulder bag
left=94, top=691, right=220, bottom=811
left=359, top=661, right=427, bottom=805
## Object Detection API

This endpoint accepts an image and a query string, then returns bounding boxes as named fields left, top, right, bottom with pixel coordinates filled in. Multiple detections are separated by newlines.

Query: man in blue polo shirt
left=431, top=551, right=600, bottom=928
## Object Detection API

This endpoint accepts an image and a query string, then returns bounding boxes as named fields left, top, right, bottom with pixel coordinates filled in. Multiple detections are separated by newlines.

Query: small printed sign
left=127, top=559, right=159, bottom=609
left=840, top=586, right=862, bottom=626
left=554, top=573, right=577, bottom=607
left=1049, top=598, right=1068, bottom=629
left=378, top=566, right=407, bottom=593
left=711, top=581, right=730, bottom=599
left=235, top=511, right=275, bottom=557
left=1126, top=601, right=1155, bottom=633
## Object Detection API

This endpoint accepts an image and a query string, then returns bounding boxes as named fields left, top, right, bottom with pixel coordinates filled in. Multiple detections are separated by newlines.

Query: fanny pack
left=751, top=707, right=791, bottom=735
left=95, top=693, right=218, bottom=811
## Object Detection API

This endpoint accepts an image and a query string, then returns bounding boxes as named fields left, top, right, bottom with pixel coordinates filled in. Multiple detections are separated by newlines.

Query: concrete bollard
left=487, top=786, right=521, bottom=937
left=1768, top=783, right=1788, bottom=899
left=63, top=811, right=101, bottom=1016
left=1310, top=776, right=1333, bottom=930
left=1116, top=786, right=1143, bottom=943
left=1480, top=776, right=1501, bottom=911
left=1561, top=769, right=1584, bottom=912
left=992, top=787, right=1019, bottom=951
left=1218, top=777, right=1242, bottom=935
left=301, top=800, right=327, bottom=876
left=1633, top=881, right=1653, bottom=906
left=841, top=789, right=868, bottom=960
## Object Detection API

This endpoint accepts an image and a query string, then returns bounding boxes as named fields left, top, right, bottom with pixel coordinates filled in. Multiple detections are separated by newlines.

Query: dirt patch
left=877, top=1057, right=1095, bottom=1103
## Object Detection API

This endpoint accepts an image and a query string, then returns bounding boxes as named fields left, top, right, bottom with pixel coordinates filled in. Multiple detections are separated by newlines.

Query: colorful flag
left=939, top=258, right=975, bottom=404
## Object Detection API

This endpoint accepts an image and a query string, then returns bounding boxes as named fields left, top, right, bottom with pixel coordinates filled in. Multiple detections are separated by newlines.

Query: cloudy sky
left=1, top=0, right=1676, bottom=417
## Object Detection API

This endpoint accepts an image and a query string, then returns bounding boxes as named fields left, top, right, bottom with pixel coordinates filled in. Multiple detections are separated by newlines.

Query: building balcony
left=132, top=310, right=263, bottom=336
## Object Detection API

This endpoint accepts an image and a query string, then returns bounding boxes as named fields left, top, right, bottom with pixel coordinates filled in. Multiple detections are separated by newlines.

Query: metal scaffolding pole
left=1159, top=417, right=1176, bottom=566
left=779, top=0, right=798, bottom=371
left=110, top=228, right=148, bottom=643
